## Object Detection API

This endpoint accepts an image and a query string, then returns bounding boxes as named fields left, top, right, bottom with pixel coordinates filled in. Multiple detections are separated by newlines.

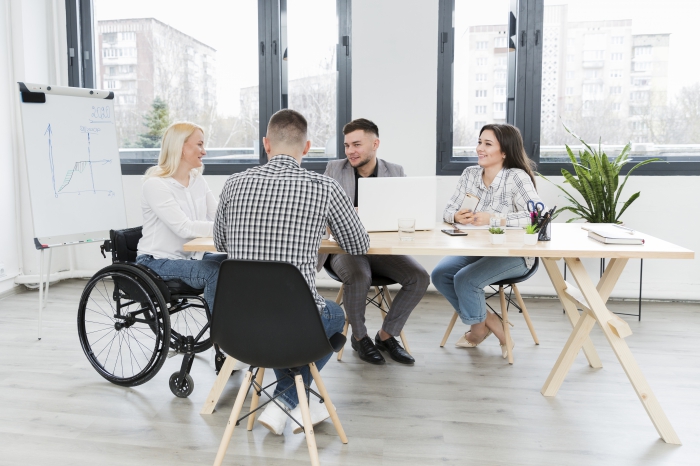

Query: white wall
left=0, top=0, right=21, bottom=295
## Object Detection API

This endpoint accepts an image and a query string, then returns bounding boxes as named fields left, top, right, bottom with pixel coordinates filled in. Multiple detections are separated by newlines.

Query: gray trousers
left=329, top=254, right=430, bottom=339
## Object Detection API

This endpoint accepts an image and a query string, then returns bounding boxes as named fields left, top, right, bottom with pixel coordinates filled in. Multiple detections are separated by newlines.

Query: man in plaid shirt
left=214, top=109, right=369, bottom=436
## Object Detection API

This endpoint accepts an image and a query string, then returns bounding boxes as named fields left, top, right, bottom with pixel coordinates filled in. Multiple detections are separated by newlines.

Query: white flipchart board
left=17, top=83, right=127, bottom=246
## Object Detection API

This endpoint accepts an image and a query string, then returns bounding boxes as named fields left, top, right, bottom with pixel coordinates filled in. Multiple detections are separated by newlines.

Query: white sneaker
left=290, top=400, right=333, bottom=434
left=257, top=402, right=290, bottom=435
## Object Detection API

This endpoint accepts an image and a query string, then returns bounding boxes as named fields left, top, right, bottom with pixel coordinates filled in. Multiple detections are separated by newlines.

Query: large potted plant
left=541, top=125, right=662, bottom=223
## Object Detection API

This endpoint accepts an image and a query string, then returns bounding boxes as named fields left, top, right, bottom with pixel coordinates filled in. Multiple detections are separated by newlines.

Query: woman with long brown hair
left=431, top=124, right=546, bottom=358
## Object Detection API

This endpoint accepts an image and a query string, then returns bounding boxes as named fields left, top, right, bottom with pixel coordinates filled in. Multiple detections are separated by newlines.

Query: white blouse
left=137, top=172, right=217, bottom=260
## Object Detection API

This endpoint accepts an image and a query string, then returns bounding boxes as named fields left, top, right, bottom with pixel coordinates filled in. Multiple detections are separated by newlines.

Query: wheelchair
left=77, top=226, right=224, bottom=398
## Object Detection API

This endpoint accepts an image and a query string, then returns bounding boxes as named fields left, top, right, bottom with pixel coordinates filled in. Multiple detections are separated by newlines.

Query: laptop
left=357, top=177, right=437, bottom=232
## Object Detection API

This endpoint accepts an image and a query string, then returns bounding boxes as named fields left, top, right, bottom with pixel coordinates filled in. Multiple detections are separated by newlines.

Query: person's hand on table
left=455, top=209, right=491, bottom=226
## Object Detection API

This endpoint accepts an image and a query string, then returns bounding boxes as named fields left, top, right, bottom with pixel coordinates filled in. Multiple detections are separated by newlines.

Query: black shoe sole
left=374, top=343, right=415, bottom=365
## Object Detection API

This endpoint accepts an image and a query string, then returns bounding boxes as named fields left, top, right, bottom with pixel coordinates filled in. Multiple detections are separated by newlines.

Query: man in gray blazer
left=320, top=118, right=430, bottom=365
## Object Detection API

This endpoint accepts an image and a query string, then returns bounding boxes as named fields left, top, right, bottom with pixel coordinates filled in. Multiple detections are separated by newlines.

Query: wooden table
left=184, top=223, right=694, bottom=444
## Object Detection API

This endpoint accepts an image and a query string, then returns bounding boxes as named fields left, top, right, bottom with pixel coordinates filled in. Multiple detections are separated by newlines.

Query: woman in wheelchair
left=77, top=122, right=228, bottom=398
left=135, top=121, right=226, bottom=312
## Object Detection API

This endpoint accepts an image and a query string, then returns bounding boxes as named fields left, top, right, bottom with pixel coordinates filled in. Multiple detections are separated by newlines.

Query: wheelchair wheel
left=169, top=372, right=194, bottom=398
left=77, top=265, right=171, bottom=387
left=169, top=297, right=212, bottom=354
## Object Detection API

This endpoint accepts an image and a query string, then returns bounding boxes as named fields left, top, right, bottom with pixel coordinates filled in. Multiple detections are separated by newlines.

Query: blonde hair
left=144, top=122, right=205, bottom=178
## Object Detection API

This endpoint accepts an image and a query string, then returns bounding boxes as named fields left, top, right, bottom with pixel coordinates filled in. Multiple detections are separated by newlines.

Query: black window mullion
left=436, top=0, right=456, bottom=175
left=65, top=0, right=81, bottom=87
left=336, top=0, right=352, bottom=160
left=79, top=0, right=95, bottom=89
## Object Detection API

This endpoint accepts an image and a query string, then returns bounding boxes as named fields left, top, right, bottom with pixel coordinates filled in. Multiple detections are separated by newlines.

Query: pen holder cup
left=537, top=222, right=551, bottom=241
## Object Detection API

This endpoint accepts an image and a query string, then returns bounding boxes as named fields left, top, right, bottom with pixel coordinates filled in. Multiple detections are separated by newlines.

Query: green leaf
left=616, top=191, right=640, bottom=222
left=613, top=158, right=664, bottom=207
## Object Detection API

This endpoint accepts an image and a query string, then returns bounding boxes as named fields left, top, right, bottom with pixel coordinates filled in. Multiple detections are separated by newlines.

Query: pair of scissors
left=527, top=201, right=544, bottom=224
left=527, top=201, right=545, bottom=215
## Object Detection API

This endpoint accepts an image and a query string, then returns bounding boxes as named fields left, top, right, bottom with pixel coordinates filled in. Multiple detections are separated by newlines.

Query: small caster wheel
left=169, top=372, right=194, bottom=398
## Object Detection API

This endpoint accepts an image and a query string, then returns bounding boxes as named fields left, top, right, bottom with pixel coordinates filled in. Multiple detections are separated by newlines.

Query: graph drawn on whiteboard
left=18, top=84, right=127, bottom=240
left=45, top=124, right=116, bottom=197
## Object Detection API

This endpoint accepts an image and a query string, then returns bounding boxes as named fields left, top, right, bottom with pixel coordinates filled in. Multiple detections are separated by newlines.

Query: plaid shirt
left=214, top=155, right=370, bottom=312
left=444, top=166, right=545, bottom=227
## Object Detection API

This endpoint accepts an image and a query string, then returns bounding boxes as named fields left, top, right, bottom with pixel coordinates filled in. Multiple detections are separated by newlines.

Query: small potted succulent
left=523, top=224, right=539, bottom=245
left=488, top=227, right=506, bottom=245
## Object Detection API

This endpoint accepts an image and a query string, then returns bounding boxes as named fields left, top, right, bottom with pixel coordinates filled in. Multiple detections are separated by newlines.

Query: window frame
left=436, top=0, right=700, bottom=176
left=74, top=0, right=352, bottom=175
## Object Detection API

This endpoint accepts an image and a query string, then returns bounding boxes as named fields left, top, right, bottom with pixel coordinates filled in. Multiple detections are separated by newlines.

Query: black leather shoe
left=351, top=335, right=385, bottom=365
left=375, top=332, right=415, bottom=365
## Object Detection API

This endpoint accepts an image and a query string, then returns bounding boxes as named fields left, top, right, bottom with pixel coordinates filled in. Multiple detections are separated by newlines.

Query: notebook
left=587, top=226, right=645, bottom=245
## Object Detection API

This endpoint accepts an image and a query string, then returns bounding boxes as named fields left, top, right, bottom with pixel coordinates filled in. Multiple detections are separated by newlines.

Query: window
left=439, top=0, right=699, bottom=175
left=494, top=36, right=507, bottom=48
left=474, top=121, right=486, bottom=129
left=494, top=86, right=506, bottom=96
left=89, top=0, right=351, bottom=174
left=475, top=89, right=487, bottom=98
left=634, top=46, right=652, bottom=57
left=633, top=61, right=652, bottom=71
left=538, top=0, right=700, bottom=173
left=493, top=102, right=505, bottom=112
left=494, top=71, right=507, bottom=81
left=495, top=57, right=507, bottom=68
left=475, top=73, right=488, bottom=82
left=476, top=40, right=488, bottom=50
left=476, top=57, right=487, bottom=66
left=475, top=105, right=487, bottom=114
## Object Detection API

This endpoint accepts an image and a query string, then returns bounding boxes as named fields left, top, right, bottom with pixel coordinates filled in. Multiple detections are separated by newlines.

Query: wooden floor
left=1, top=279, right=699, bottom=465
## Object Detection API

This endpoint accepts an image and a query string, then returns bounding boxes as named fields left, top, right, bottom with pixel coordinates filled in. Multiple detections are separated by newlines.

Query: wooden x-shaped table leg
left=542, top=257, right=681, bottom=445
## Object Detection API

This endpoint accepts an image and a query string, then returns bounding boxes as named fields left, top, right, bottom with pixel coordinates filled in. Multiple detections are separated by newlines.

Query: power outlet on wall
left=0, top=263, right=5, bottom=278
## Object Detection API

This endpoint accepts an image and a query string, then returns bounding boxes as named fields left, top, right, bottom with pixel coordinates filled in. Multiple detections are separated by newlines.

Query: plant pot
left=490, top=233, right=506, bottom=245
left=523, top=233, right=538, bottom=245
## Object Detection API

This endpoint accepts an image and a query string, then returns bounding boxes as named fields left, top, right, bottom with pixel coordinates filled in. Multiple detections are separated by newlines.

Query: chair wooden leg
left=512, top=284, right=539, bottom=345
left=295, top=373, right=320, bottom=466
left=246, top=367, right=265, bottom=431
left=213, top=369, right=253, bottom=466
left=200, top=356, right=237, bottom=415
left=336, top=285, right=349, bottom=361
left=500, top=286, right=514, bottom=365
left=309, top=362, right=348, bottom=444
left=379, top=286, right=412, bottom=354
left=440, top=312, right=459, bottom=347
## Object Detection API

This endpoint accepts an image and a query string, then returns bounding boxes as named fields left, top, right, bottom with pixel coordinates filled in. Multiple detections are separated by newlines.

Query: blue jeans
left=274, top=299, right=345, bottom=409
left=135, top=253, right=227, bottom=312
left=431, top=256, right=529, bottom=325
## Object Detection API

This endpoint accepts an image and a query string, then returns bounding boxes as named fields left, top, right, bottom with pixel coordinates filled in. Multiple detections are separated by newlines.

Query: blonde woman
left=136, top=122, right=226, bottom=313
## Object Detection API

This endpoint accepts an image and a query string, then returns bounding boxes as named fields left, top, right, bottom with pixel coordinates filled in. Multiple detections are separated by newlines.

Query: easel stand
left=37, top=247, right=53, bottom=340
left=34, top=239, right=107, bottom=340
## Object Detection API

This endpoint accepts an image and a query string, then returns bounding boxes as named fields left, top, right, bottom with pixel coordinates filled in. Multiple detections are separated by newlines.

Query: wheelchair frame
left=77, top=227, right=218, bottom=397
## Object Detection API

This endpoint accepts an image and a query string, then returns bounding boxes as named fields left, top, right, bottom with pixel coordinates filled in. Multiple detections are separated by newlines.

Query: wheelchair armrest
left=328, top=332, right=347, bottom=353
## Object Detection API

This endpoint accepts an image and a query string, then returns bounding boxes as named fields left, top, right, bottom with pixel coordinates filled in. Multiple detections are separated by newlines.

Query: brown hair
left=479, top=124, right=537, bottom=187
left=342, top=118, right=379, bottom=137
left=266, top=109, right=308, bottom=147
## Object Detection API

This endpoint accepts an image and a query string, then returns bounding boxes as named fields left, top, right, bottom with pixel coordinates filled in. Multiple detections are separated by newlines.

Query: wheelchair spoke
left=87, top=297, right=114, bottom=322
left=126, top=328, right=151, bottom=365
